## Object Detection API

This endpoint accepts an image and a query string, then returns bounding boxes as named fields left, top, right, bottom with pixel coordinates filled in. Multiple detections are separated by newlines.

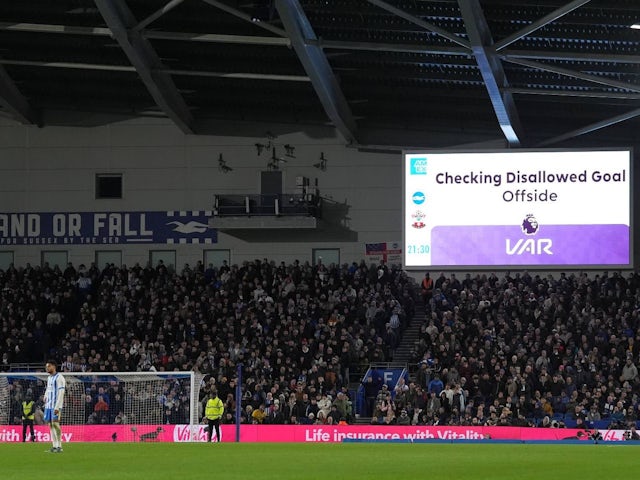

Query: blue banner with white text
left=366, top=368, right=408, bottom=390
left=0, top=211, right=217, bottom=245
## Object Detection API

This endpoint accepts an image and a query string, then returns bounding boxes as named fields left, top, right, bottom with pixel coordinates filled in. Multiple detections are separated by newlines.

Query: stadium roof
left=1, top=0, right=639, bottom=148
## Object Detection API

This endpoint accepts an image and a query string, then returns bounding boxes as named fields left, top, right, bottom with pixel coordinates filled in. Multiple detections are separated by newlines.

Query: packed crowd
left=4, top=262, right=640, bottom=430
left=0, top=259, right=414, bottom=425
left=365, top=271, right=640, bottom=429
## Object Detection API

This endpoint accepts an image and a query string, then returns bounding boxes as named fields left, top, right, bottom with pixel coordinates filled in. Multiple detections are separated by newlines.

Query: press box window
left=96, top=174, right=123, bottom=199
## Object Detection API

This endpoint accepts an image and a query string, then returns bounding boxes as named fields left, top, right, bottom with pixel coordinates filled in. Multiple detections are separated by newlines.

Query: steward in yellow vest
left=22, top=396, right=36, bottom=442
left=204, top=391, right=224, bottom=442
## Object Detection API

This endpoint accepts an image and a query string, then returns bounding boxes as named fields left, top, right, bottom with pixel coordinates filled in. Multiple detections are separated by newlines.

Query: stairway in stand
left=355, top=415, right=372, bottom=424
left=392, top=298, right=426, bottom=367
left=352, top=299, right=426, bottom=424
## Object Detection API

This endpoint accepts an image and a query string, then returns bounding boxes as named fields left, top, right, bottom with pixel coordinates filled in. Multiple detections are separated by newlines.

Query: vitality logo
left=410, top=158, right=427, bottom=175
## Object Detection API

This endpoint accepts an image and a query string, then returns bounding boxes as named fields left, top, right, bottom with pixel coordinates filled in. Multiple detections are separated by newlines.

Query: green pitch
left=2, top=442, right=636, bottom=480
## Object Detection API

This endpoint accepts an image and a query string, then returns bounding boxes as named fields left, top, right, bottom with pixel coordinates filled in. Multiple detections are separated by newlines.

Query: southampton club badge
left=411, top=211, right=426, bottom=229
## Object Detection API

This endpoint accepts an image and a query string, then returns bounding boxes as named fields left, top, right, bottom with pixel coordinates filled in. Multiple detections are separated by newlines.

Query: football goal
left=0, top=371, right=205, bottom=442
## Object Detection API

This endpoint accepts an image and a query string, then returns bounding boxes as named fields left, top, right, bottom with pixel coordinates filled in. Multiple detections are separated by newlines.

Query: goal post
left=0, top=371, right=205, bottom=442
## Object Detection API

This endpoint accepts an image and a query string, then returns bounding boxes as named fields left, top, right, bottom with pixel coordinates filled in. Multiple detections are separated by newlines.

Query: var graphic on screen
left=403, top=150, right=632, bottom=268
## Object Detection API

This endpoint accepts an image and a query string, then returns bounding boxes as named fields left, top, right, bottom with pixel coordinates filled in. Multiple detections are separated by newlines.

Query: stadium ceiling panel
left=0, top=0, right=637, bottom=147
left=0, top=64, right=40, bottom=125
left=276, top=0, right=358, bottom=143
left=94, top=0, right=195, bottom=134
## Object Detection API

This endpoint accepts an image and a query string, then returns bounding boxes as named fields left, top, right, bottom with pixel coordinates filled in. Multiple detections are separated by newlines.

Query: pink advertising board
left=0, top=425, right=628, bottom=443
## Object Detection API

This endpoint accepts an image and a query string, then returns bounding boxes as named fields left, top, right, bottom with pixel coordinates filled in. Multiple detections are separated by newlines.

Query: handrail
left=8, top=363, right=43, bottom=372
left=369, top=362, right=407, bottom=369
left=213, top=193, right=320, bottom=217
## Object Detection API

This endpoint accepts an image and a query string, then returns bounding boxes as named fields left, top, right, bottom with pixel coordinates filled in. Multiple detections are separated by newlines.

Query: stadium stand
left=402, top=271, right=640, bottom=430
left=0, top=259, right=414, bottom=426
left=3, top=263, right=640, bottom=431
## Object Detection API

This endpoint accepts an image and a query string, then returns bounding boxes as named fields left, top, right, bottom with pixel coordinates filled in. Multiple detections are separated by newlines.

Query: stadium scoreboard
left=403, top=149, right=632, bottom=269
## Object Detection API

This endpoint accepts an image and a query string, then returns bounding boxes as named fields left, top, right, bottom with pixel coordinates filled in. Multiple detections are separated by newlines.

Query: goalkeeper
left=204, top=390, right=224, bottom=443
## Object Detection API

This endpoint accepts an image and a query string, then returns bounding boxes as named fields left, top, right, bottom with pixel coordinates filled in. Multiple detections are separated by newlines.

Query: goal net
left=0, top=371, right=205, bottom=443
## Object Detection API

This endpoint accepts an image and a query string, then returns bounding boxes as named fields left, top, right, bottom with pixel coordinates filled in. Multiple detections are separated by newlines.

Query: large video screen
left=404, top=149, right=632, bottom=268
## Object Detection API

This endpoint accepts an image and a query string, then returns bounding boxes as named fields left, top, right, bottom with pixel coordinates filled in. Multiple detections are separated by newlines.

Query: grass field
left=2, top=442, right=636, bottom=480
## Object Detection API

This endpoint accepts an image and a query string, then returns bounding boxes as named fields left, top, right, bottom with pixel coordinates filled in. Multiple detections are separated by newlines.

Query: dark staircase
left=392, top=299, right=425, bottom=367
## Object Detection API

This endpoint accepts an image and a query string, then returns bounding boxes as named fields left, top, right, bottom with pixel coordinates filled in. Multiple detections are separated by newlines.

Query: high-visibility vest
left=22, top=400, right=35, bottom=421
left=205, top=397, right=224, bottom=420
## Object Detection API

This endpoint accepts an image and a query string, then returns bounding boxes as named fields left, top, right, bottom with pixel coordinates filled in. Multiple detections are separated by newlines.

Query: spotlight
left=218, top=153, right=233, bottom=173
left=271, top=147, right=287, bottom=164
left=255, top=143, right=266, bottom=156
left=284, top=144, right=296, bottom=158
left=313, top=152, right=327, bottom=171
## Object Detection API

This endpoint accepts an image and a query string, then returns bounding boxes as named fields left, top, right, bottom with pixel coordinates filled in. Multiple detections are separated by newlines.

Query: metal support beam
left=0, top=65, right=40, bottom=125
left=307, top=38, right=469, bottom=56
left=275, top=0, right=358, bottom=143
left=0, top=22, right=111, bottom=36
left=145, top=30, right=290, bottom=45
left=94, top=0, right=195, bottom=133
left=168, top=69, right=309, bottom=81
left=495, top=0, right=591, bottom=51
left=0, top=59, right=136, bottom=72
left=458, top=0, right=523, bottom=146
left=134, top=0, right=184, bottom=31
left=0, top=58, right=309, bottom=81
left=537, top=107, right=640, bottom=147
left=0, top=21, right=290, bottom=45
left=507, top=88, right=640, bottom=100
left=4, top=22, right=640, bottom=65
left=202, top=0, right=288, bottom=37
left=366, top=0, right=471, bottom=49
left=502, top=49, right=640, bottom=65
left=503, top=57, right=640, bottom=93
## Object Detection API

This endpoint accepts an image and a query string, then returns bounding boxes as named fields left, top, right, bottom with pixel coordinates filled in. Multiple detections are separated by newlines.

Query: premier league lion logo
left=521, top=214, right=539, bottom=235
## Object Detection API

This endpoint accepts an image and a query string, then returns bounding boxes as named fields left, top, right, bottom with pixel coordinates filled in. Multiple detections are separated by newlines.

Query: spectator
left=397, top=409, right=411, bottom=425
left=428, top=375, right=444, bottom=396
left=333, top=392, right=352, bottom=423
left=620, top=358, right=638, bottom=383
left=317, top=393, right=332, bottom=418
left=265, top=403, right=285, bottom=424
left=94, top=395, right=109, bottom=421
left=251, top=404, right=267, bottom=424
left=362, top=376, right=380, bottom=417
left=378, top=395, right=395, bottom=425
left=586, top=404, right=601, bottom=424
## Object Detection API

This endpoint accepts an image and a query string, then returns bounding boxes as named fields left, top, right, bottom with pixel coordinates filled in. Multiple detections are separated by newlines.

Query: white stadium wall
left=0, top=116, right=402, bottom=269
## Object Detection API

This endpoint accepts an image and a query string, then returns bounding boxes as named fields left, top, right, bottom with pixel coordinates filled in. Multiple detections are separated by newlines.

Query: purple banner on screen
left=431, top=224, right=629, bottom=266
